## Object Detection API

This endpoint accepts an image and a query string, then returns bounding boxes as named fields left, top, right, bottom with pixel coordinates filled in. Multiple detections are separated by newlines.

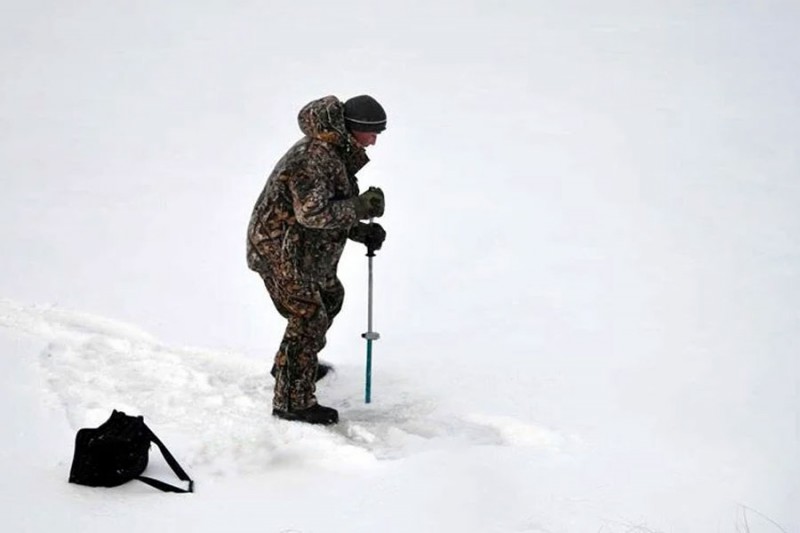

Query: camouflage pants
left=260, top=272, right=344, bottom=411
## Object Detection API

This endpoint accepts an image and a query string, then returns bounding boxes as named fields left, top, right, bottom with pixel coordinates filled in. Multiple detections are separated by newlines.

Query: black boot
left=272, top=404, right=339, bottom=425
left=315, top=361, right=334, bottom=381
left=271, top=361, right=334, bottom=382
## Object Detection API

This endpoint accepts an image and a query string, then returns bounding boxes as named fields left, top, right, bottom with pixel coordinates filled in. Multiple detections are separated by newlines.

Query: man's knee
left=320, top=278, right=345, bottom=320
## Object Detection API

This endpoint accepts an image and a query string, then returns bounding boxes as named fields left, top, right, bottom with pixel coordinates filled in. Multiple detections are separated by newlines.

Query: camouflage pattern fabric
left=259, top=272, right=344, bottom=410
left=247, top=95, right=370, bottom=411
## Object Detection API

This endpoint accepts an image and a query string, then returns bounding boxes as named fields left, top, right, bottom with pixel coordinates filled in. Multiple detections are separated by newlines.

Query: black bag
left=69, top=410, right=194, bottom=493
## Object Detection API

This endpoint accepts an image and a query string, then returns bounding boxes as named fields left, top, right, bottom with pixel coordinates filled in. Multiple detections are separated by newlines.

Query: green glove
left=354, top=187, right=385, bottom=219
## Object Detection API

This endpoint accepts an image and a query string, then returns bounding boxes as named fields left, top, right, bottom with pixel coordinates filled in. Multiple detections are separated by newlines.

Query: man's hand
left=354, top=187, right=385, bottom=219
left=349, top=222, right=387, bottom=251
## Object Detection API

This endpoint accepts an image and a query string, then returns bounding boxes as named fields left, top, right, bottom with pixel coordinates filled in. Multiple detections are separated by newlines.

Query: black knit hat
left=343, top=95, right=387, bottom=133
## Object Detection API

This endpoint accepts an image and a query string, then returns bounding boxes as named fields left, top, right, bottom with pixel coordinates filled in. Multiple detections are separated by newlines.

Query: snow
left=1, top=1, right=798, bottom=532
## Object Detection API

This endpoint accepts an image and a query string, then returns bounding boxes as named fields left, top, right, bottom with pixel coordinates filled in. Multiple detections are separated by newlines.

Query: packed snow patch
left=1, top=298, right=562, bottom=476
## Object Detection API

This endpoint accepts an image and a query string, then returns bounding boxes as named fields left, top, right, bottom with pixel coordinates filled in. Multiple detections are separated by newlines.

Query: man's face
left=351, top=130, right=379, bottom=147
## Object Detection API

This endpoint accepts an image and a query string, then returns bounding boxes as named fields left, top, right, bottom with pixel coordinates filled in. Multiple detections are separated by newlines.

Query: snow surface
left=1, top=1, right=798, bottom=532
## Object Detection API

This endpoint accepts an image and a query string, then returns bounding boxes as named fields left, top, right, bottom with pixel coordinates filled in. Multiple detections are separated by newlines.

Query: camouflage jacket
left=247, top=96, right=370, bottom=282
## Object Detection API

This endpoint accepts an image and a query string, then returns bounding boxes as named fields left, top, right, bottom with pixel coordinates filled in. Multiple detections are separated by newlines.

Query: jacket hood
left=298, top=95, right=350, bottom=145
left=297, top=95, right=369, bottom=174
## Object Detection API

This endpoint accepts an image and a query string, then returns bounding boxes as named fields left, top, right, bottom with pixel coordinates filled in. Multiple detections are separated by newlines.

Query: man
left=247, top=95, right=388, bottom=425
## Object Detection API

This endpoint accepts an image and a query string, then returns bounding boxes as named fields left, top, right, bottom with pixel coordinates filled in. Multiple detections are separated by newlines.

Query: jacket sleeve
left=288, top=155, right=358, bottom=230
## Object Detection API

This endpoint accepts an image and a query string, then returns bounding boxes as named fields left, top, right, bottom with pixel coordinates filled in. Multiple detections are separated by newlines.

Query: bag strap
left=135, top=425, right=194, bottom=493
left=136, top=475, right=194, bottom=494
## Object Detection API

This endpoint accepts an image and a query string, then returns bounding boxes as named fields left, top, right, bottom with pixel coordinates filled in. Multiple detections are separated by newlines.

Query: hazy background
left=1, top=1, right=798, bottom=531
